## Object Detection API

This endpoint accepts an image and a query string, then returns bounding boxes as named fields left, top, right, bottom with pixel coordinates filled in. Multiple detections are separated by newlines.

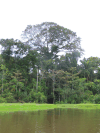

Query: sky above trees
left=0, top=0, right=100, bottom=59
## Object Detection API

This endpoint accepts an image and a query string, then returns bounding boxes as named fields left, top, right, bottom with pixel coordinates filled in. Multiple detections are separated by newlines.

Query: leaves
left=0, top=22, right=100, bottom=104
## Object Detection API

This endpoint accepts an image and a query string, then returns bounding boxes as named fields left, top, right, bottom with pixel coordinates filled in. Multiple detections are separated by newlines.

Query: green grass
left=0, top=103, right=100, bottom=113
left=0, top=103, right=57, bottom=113
left=57, top=103, right=100, bottom=109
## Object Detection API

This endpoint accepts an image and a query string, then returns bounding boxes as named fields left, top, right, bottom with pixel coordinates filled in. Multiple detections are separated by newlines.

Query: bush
left=60, top=101, right=64, bottom=104
left=94, top=94, right=100, bottom=103
left=5, top=92, right=15, bottom=103
left=82, top=100, right=92, bottom=104
left=20, top=92, right=29, bottom=102
left=0, top=97, right=7, bottom=103
left=67, top=96, right=73, bottom=103
left=89, top=95, right=95, bottom=103
left=71, top=100, right=76, bottom=104
left=29, top=91, right=47, bottom=103
left=36, top=92, right=47, bottom=103
left=19, top=100, right=25, bottom=103
left=55, top=101, right=60, bottom=104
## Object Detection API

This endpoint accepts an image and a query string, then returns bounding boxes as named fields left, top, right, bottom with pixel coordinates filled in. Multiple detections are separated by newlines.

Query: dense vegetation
left=0, top=22, right=100, bottom=104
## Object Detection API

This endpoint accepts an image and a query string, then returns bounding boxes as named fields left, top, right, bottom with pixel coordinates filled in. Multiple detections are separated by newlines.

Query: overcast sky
left=0, top=0, right=100, bottom=59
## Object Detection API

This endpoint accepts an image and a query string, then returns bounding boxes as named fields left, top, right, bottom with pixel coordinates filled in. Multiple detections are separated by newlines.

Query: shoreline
left=0, top=103, right=100, bottom=113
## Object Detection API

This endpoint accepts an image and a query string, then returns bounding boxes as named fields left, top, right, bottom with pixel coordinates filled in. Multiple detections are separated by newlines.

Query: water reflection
left=0, top=109, right=100, bottom=133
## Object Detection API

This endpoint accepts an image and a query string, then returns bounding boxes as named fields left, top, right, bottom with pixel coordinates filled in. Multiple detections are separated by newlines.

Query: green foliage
left=89, top=95, right=95, bottom=103
left=29, top=90, right=47, bottom=103
left=94, top=94, right=100, bottom=104
left=82, top=90, right=93, bottom=101
left=5, top=92, right=15, bottom=103
left=20, top=92, right=29, bottom=102
left=0, top=97, right=7, bottom=103
left=71, top=100, right=76, bottom=104
left=0, top=23, right=100, bottom=104
left=60, top=101, right=64, bottom=104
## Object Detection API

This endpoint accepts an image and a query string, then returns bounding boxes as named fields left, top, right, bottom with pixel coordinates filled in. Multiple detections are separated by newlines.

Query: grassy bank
left=57, top=103, right=100, bottom=109
left=0, top=103, right=100, bottom=113
left=0, top=103, right=57, bottom=113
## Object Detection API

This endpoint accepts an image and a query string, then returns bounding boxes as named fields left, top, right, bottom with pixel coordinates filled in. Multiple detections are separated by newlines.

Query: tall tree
left=21, top=22, right=84, bottom=72
left=21, top=22, right=83, bottom=54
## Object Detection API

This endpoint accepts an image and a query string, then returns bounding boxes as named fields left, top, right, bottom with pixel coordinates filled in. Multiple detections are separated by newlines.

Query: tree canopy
left=0, top=22, right=100, bottom=104
left=21, top=22, right=84, bottom=59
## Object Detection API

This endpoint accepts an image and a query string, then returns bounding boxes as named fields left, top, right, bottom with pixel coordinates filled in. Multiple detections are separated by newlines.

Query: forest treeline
left=0, top=22, right=100, bottom=104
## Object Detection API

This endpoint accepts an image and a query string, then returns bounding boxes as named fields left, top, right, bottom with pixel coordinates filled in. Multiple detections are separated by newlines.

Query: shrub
left=5, top=92, right=15, bottom=103
left=0, top=97, right=7, bottom=103
left=89, top=95, right=95, bottom=103
left=29, top=90, right=47, bottom=103
left=71, top=100, right=76, bottom=104
left=94, top=94, right=100, bottom=103
left=60, top=101, right=64, bottom=104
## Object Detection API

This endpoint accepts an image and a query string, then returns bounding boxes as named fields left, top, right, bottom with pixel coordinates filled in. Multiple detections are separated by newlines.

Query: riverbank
left=0, top=103, right=100, bottom=113
left=57, top=103, right=100, bottom=109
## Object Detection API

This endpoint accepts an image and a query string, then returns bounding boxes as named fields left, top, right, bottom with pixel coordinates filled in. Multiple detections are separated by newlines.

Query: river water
left=0, top=108, right=100, bottom=133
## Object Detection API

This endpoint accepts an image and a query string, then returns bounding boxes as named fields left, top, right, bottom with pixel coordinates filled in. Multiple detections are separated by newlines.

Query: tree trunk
left=59, top=94, right=60, bottom=103
left=2, top=71, right=3, bottom=93
left=52, top=70, right=55, bottom=104
left=53, top=80, right=55, bottom=104
left=36, top=68, right=38, bottom=92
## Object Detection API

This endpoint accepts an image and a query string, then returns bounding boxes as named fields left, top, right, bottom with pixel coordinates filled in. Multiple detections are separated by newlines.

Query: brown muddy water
left=0, top=109, right=100, bottom=133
